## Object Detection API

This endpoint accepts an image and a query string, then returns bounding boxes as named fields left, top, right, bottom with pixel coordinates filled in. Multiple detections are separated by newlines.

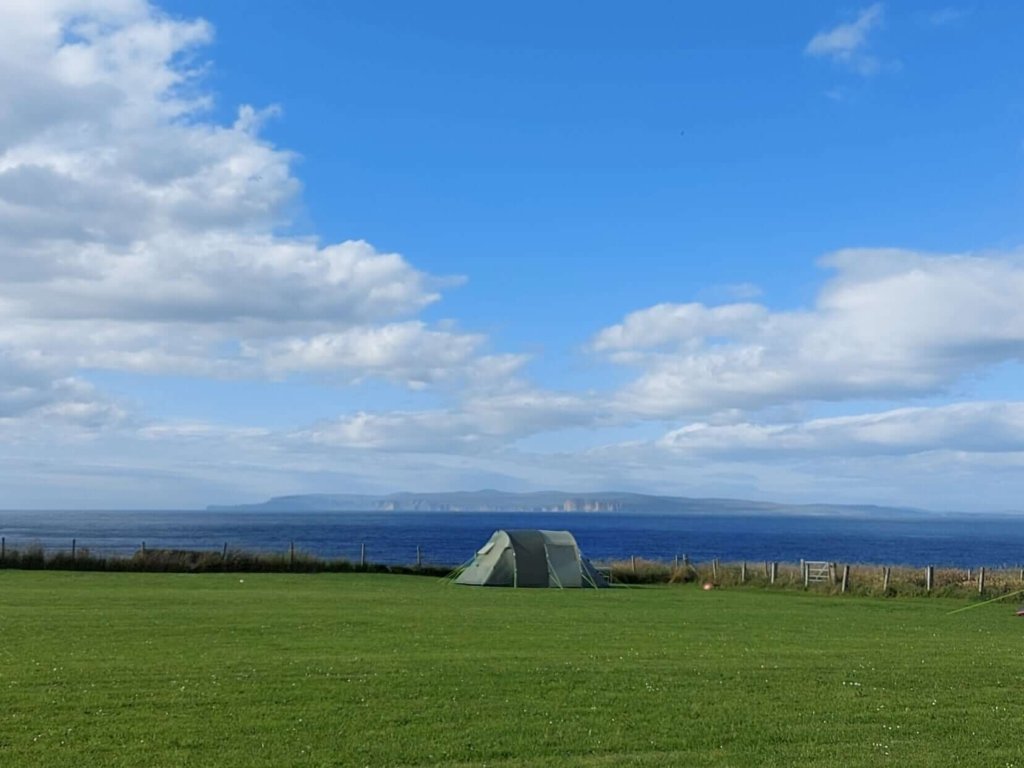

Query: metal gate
left=803, top=560, right=830, bottom=586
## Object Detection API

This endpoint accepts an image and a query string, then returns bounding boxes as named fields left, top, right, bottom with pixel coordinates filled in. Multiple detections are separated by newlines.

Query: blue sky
left=2, top=1, right=1024, bottom=511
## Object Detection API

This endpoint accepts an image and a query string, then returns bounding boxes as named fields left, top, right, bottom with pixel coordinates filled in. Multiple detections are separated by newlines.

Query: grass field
left=1, top=572, right=1022, bottom=767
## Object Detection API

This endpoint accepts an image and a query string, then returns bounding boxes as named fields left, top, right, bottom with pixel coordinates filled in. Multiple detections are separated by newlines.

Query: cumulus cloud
left=250, top=322, right=486, bottom=387
left=806, top=3, right=885, bottom=75
left=657, top=402, right=1024, bottom=458
left=592, top=303, right=767, bottom=361
left=0, top=0, right=492, bottom=431
left=0, top=352, right=128, bottom=438
left=1, top=237, right=443, bottom=325
left=594, top=250, right=1024, bottom=418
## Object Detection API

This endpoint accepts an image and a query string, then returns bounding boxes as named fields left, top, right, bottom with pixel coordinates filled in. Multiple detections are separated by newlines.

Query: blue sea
left=0, top=510, right=1022, bottom=568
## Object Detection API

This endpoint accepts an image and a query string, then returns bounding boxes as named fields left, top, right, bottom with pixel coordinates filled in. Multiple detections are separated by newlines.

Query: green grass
left=1, top=572, right=1022, bottom=767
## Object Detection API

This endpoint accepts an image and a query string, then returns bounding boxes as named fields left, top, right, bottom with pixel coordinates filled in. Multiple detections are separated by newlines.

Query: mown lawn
left=0, top=571, right=1021, bottom=767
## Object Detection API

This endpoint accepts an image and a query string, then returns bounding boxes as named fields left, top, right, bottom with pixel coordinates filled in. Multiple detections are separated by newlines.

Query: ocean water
left=1, top=509, right=1022, bottom=568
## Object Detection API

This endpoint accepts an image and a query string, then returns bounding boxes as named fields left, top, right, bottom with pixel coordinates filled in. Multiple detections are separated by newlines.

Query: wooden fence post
left=416, top=545, right=422, bottom=568
left=966, top=567, right=972, bottom=582
left=978, top=567, right=986, bottom=594
left=222, top=542, right=228, bottom=560
left=72, top=538, right=76, bottom=560
left=674, top=554, right=679, bottom=569
left=141, top=541, right=146, bottom=556
left=712, top=558, right=719, bottom=580
left=740, top=562, right=747, bottom=583
left=770, top=562, right=778, bottom=584
left=683, top=554, right=689, bottom=567
left=631, top=555, right=637, bottom=575
left=882, top=567, right=891, bottom=592
left=360, top=543, right=366, bottom=568
left=803, top=562, right=810, bottom=588
left=926, top=565, right=934, bottom=592
left=841, top=565, right=850, bottom=594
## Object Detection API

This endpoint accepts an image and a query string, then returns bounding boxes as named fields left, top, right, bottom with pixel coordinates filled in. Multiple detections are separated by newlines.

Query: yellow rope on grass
left=946, top=588, right=1024, bottom=615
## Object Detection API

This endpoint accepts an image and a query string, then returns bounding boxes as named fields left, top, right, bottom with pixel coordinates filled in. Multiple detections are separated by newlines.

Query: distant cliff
left=207, top=490, right=926, bottom=518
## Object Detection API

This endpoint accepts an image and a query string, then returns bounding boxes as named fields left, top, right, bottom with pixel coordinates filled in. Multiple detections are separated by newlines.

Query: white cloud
left=592, top=302, right=767, bottom=361
left=594, top=250, right=1024, bottom=418
left=806, top=4, right=884, bottom=75
left=657, top=402, right=1024, bottom=458
left=1, top=237, right=443, bottom=324
left=297, top=388, right=599, bottom=453
left=0, top=354, right=128, bottom=437
left=0, top=0, right=491, bottom=414
left=250, top=322, right=485, bottom=387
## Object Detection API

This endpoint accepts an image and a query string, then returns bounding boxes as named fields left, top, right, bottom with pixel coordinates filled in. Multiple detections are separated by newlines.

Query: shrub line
left=0, top=544, right=449, bottom=577
left=601, top=557, right=1024, bottom=599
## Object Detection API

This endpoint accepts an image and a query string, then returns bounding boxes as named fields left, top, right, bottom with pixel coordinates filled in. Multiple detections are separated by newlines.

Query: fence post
left=841, top=565, right=850, bottom=593
left=770, top=562, right=778, bottom=584
left=712, top=558, right=719, bottom=580
left=740, top=562, right=747, bottom=583
left=222, top=542, right=228, bottom=560
left=803, top=562, right=810, bottom=588
left=416, top=545, right=422, bottom=568
left=1, top=536, right=4, bottom=561
left=360, top=543, right=366, bottom=568
left=978, top=567, right=986, bottom=594
left=966, top=567, right=972, bottom=582
left=683, top=554, right=689, bottom=567
left=631, top=555, right=637, bottom=575
left=674, top=554, right=679, bottom=569
left=141, top=541, right=146, bottom=556
left=72, top=538, right=76, bottom=561
left=926, top=565, right=934, bottom=592
left=882, top=566, right=891, bottom=592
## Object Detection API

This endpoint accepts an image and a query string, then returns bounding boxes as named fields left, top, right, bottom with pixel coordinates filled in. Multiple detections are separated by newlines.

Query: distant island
left=208, top=490, right=931, bottom=518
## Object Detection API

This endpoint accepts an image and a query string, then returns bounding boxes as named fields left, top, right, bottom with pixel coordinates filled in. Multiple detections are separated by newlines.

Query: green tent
left=455, top=529, right=607, bottom=588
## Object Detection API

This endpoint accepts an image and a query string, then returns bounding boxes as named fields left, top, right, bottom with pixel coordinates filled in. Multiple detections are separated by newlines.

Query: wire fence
left=3, top=536, right=1024, bottom=599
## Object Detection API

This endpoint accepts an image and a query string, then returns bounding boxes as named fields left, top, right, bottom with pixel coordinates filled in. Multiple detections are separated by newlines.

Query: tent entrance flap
left=507, top=530, right=548, bottom=587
